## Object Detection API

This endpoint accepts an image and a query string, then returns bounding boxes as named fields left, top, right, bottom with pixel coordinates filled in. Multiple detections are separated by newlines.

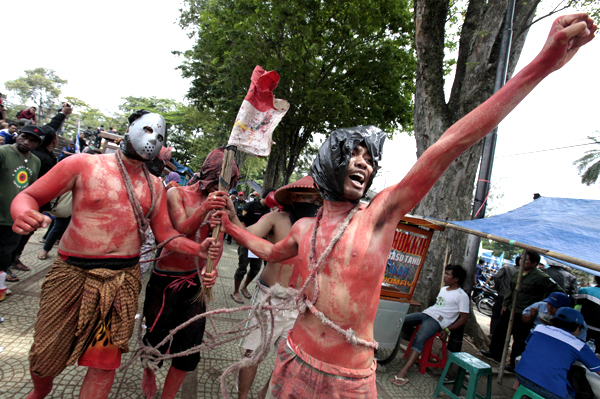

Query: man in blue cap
left=516, top=308, right=600, bottom=399
left=523, top=291, right=588, bottom=341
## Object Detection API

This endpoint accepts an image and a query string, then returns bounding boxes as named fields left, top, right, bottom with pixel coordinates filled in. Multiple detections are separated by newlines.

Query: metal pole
left=463, top=0, right=517, bottom=279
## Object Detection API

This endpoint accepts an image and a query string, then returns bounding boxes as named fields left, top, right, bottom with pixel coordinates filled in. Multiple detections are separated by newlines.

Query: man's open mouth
left=349, top=171, right=366, bottom=186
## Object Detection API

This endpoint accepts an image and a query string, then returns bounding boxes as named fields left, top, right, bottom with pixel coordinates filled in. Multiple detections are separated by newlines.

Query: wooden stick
left=497, top=250, right=525, bottom=384
left=422, top=218, right=600, bottom=273
left=199, top=146, right=236, bottom=303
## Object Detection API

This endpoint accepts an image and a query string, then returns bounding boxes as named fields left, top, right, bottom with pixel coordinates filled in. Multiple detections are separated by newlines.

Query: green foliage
left=238, top=156, right=268, bottom=193
left=5, top=68, right=67, bottom=123
left=481, top=239, right=521, bottom=259
left=177, top=0, right=416, bottom=184
left=118, top=96, right=229, bottom=170
left=574, top=134, right=600, bottom=186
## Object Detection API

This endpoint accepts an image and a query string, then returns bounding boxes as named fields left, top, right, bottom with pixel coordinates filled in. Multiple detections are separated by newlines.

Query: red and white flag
left=227, top=65, right=290, bottom=156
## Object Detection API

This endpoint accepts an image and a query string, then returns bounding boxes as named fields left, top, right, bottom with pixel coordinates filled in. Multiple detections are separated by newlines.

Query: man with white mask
left=11, top=109, right=221, bottom=399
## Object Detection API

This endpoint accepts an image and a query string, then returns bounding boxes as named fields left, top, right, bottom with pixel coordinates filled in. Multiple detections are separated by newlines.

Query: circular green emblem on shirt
left=14, top=166, right=31, bottom=188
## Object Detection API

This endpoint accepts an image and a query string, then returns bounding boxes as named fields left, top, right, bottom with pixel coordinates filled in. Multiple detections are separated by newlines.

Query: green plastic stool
left=512, top=384, right=546, bottom=399
left=433, top=352, right=493, bottom=399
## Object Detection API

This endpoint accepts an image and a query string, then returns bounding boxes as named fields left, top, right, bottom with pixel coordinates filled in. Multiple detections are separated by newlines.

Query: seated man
left=516, top=308, right=600, bottom=399
left=523, top=291, right=571, bottom=327
left=523, top=291, right=587, bottom=342
left=17, top=106, right=37, bottom=126
left=392, top=265, right=469, bottom=386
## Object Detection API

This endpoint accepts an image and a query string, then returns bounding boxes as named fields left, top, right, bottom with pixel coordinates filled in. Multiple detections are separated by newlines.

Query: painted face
left=123, top=113, right=166, bottom=160
left=343, top=144, right=373, bottom=200
left=15, top=133, right=40, bottom=153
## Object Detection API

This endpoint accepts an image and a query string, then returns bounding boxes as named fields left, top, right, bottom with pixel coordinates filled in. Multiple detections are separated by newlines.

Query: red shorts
left=268, top=335, right=377, bottom=398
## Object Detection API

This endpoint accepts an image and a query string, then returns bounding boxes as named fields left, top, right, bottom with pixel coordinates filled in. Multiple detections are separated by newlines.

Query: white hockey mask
left=123, top=113, right=166, bottom=160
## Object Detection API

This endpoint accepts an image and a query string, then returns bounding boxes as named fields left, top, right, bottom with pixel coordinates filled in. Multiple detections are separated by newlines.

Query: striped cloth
left=29, top=256, right=141, bottom=377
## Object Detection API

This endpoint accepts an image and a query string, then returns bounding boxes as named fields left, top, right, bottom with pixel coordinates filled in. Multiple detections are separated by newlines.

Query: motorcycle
left=472, top=280, right=498, bottom=317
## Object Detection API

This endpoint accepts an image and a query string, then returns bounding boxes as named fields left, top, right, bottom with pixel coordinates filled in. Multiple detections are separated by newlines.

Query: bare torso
left=290, top=204, right=397, bottom=369
left=255, top=211, right=296, bottom=287
left=156, top=185, right=210, bottom=272
left=12, top=152, right=205, bottom=260
left=59, top=154, right=161, bottom=257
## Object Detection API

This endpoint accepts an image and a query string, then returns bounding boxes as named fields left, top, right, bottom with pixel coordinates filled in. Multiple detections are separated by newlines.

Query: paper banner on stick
left=227, top=65, right=290, bottom=156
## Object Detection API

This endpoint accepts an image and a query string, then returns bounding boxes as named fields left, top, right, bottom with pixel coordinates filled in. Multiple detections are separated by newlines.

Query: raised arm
left=218, top=210, right=299, bottom=263
left=374, top=13, right=596, bottom=222
left=11, top=154, right=83, bottom=233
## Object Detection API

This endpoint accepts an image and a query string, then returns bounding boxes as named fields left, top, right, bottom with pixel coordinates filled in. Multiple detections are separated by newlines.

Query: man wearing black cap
left=8, top=126, right=60, bottom=274
left=0, top=125, right=42, bottom=286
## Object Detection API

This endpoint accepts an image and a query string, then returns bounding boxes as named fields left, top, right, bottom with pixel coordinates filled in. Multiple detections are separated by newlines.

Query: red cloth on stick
left=227, top=65, right=289, bottom=156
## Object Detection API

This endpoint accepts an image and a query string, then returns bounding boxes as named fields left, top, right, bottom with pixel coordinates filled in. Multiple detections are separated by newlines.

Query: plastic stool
left=512, top=384, right=545, bottom=399
left=433, top=352, right=493, bottom=399
left=404, top=324, right=448, bottom=374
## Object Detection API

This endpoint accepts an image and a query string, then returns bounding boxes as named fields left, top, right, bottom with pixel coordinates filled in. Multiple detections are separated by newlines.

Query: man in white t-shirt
left=392, top=264, right=470, bottom=387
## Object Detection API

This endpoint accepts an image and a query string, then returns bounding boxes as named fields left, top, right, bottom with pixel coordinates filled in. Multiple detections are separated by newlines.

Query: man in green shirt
left=0, top=126, right=42, bottom=286
left=481, top=250, right=563, bottom=370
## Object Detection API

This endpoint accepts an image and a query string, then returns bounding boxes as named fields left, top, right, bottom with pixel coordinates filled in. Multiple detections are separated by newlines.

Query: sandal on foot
left=240, top=287, right=252, bottom=299
left=391, top=376, right=409, bottom=387
left=13, top=261, right=30, bottom=271
left=38, top=252, right=48, bottom=260
left=231, top=293, right=244, bottom=304
left=6, top=274, right=19, bottom=283
left=39, top=238, right=46, bottom=243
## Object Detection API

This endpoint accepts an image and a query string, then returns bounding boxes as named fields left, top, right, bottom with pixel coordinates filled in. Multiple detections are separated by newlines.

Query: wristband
left=445, top=328, right=451, bottom=334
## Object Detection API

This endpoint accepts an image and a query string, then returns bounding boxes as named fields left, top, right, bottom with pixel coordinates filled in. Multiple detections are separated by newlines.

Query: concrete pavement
left=0, top=229, right=518, bottom=398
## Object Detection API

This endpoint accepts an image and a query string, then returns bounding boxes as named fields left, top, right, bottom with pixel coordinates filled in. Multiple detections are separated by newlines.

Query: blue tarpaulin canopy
left=428, top=197, right=600, bottom=276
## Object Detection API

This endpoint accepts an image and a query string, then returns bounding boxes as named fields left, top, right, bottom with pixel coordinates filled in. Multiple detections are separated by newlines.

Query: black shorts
left=143, top=268, right=206, bottom=372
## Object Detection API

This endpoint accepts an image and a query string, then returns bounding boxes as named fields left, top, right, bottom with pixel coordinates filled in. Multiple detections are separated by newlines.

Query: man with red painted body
left=218, top=14, right=597, bottom=397
left=141, top=147, right=240, bottom=399
left=236, top=176, right=321, bottom=399
left=10, top=110, right=221, bottom=399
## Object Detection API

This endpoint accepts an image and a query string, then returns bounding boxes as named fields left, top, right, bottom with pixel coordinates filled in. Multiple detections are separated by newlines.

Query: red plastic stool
left=404, top=324, right=448, bottom=374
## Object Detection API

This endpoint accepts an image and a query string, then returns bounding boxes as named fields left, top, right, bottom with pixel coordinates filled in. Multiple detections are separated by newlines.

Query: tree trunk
left=412, top=0, right=539, bottom=315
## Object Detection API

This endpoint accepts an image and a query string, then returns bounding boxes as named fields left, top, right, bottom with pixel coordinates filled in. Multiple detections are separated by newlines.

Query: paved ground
left=0, top=229, right=519, bottom=398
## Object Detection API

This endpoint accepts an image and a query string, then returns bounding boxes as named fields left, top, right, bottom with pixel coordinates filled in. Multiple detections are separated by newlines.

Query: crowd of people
left=0, top=13, right=597, bottom=399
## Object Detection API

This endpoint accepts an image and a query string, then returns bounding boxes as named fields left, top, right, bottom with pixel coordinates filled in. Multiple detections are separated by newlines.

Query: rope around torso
left=122, top=202, right=379, bottom=398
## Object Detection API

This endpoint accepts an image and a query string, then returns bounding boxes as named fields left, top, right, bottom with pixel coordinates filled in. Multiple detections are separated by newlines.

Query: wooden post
left=199, top=146, right=237, bottom=303
left=497, top=249, right=525, bottom=384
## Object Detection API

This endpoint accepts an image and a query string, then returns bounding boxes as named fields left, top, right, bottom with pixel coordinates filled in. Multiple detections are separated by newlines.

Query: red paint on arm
left=11, top=155, right=82, bottom=233
left=219, top=210, right=299, bottom=263
left=372, top=13, right=597, bottom=223
left=149, top=181, right=206, bottom=258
